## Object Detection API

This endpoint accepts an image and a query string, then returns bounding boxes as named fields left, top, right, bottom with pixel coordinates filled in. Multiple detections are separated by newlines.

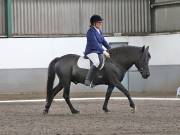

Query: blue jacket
left=84, top=27, right=111, bottom=55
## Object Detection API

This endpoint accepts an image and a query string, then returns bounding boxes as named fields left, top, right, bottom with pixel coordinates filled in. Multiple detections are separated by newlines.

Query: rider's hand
left=103, top=51, right=110, bottom=58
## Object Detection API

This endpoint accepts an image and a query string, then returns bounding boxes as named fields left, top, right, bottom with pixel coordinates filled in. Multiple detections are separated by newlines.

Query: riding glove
left=103, top=51, right=110, bottom=58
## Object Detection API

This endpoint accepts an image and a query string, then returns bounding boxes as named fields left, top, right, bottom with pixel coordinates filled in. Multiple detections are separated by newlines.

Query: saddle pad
left=77, top=57, right=91, bottom=69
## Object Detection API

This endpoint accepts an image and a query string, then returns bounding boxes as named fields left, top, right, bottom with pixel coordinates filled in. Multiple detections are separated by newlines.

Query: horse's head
left=135, top=46, right=151, bottom=79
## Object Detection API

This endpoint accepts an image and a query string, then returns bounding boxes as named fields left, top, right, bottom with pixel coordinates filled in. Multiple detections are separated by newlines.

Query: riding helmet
left=90, top=15, right=103, bottom=25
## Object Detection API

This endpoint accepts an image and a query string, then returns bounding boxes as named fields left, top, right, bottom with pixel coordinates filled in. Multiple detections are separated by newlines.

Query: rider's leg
left=84, top=65, right=98, bottom=86
left=84, top=53, right=103, bottom=87
left=90, top=54, right=104, bottom=87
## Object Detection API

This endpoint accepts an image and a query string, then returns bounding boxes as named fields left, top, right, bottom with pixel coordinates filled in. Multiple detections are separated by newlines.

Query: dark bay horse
left=43, top=46, right=151, bottom=114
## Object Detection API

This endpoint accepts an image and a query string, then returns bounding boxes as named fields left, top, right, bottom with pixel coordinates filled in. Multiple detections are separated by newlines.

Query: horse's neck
left=116, top=59, right=134, bottom=72
left=110, top=48, right=140, bottom=72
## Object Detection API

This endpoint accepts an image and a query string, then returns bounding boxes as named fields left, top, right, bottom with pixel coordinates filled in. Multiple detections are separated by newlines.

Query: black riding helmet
left=90, top=15, right=103, bottom=26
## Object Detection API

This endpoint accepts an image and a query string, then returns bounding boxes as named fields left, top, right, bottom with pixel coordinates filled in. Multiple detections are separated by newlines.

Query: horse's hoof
left=130, top=108, right=135, bottom=113
left=43, top=109, right=48, bottom=115
left=72, top=110, right=80, bottom=114
left=103, top=108, right=110, bottom=113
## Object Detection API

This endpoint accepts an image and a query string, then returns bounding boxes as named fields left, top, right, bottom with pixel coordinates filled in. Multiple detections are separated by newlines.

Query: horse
left=43, top=45, right=151, bottom=114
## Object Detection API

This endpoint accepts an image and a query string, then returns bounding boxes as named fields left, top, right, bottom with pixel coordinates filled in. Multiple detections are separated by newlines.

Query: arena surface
left=0, top=98, right=180, bottom=135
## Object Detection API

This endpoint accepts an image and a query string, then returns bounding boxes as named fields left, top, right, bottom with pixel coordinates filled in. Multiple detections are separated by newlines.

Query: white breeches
left=86, top=53, right=100, bottom=68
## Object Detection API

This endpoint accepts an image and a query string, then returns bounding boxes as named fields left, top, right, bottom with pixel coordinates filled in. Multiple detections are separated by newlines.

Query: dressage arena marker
left=0, top=97, right=180, bottom=103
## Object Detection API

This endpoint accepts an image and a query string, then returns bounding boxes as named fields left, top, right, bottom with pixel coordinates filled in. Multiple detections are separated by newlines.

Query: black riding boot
left=84, top=65, right=97, bottom=87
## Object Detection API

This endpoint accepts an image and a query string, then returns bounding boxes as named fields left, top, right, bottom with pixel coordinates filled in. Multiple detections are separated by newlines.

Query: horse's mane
left=109, top=46, right=141, bottom=57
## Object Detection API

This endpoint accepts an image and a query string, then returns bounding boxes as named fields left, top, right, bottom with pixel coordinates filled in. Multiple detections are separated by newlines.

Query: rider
left=84, top=14, right=111, bottom=87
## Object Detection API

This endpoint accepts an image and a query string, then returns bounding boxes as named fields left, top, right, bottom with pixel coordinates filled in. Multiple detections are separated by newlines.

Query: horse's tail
left=46, top=58, right=59, bottom=101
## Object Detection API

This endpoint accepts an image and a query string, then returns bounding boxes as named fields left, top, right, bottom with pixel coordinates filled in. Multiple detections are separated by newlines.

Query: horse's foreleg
left=63, top=85, right=79, bottom=114
left=103, top=85, right=114, bottom=112
left=43, top=83, right=63, bottom=114
left=115, top=81, right=135, bottom=112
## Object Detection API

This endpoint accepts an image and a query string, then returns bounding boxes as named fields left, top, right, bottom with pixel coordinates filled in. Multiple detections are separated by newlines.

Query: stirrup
left=84, top=80, right=95, bottom=88
left=90, top=83, right=95, bottom=88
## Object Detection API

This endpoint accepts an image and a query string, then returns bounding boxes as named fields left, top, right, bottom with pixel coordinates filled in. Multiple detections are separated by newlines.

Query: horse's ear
left=142, top=45, right=145, bottom=52
left=145, top=46, right=149, bottom=52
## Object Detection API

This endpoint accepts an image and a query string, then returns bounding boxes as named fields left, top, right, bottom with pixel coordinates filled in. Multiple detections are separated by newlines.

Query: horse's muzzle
left=142, top=72, right=150, bottom=79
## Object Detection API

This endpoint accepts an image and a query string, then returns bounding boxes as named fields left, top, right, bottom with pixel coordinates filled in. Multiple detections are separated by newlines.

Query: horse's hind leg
left=103, top=85, right=114, bottom=112
left=63, top=85, right=79, bottom=114
left=44, top=83, right=63, bottom=114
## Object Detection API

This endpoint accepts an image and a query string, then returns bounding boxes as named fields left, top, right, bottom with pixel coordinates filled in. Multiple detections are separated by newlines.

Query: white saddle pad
left=77, top=56, right=105, bottom=70
left=77, top=57, right=91, bottom=69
